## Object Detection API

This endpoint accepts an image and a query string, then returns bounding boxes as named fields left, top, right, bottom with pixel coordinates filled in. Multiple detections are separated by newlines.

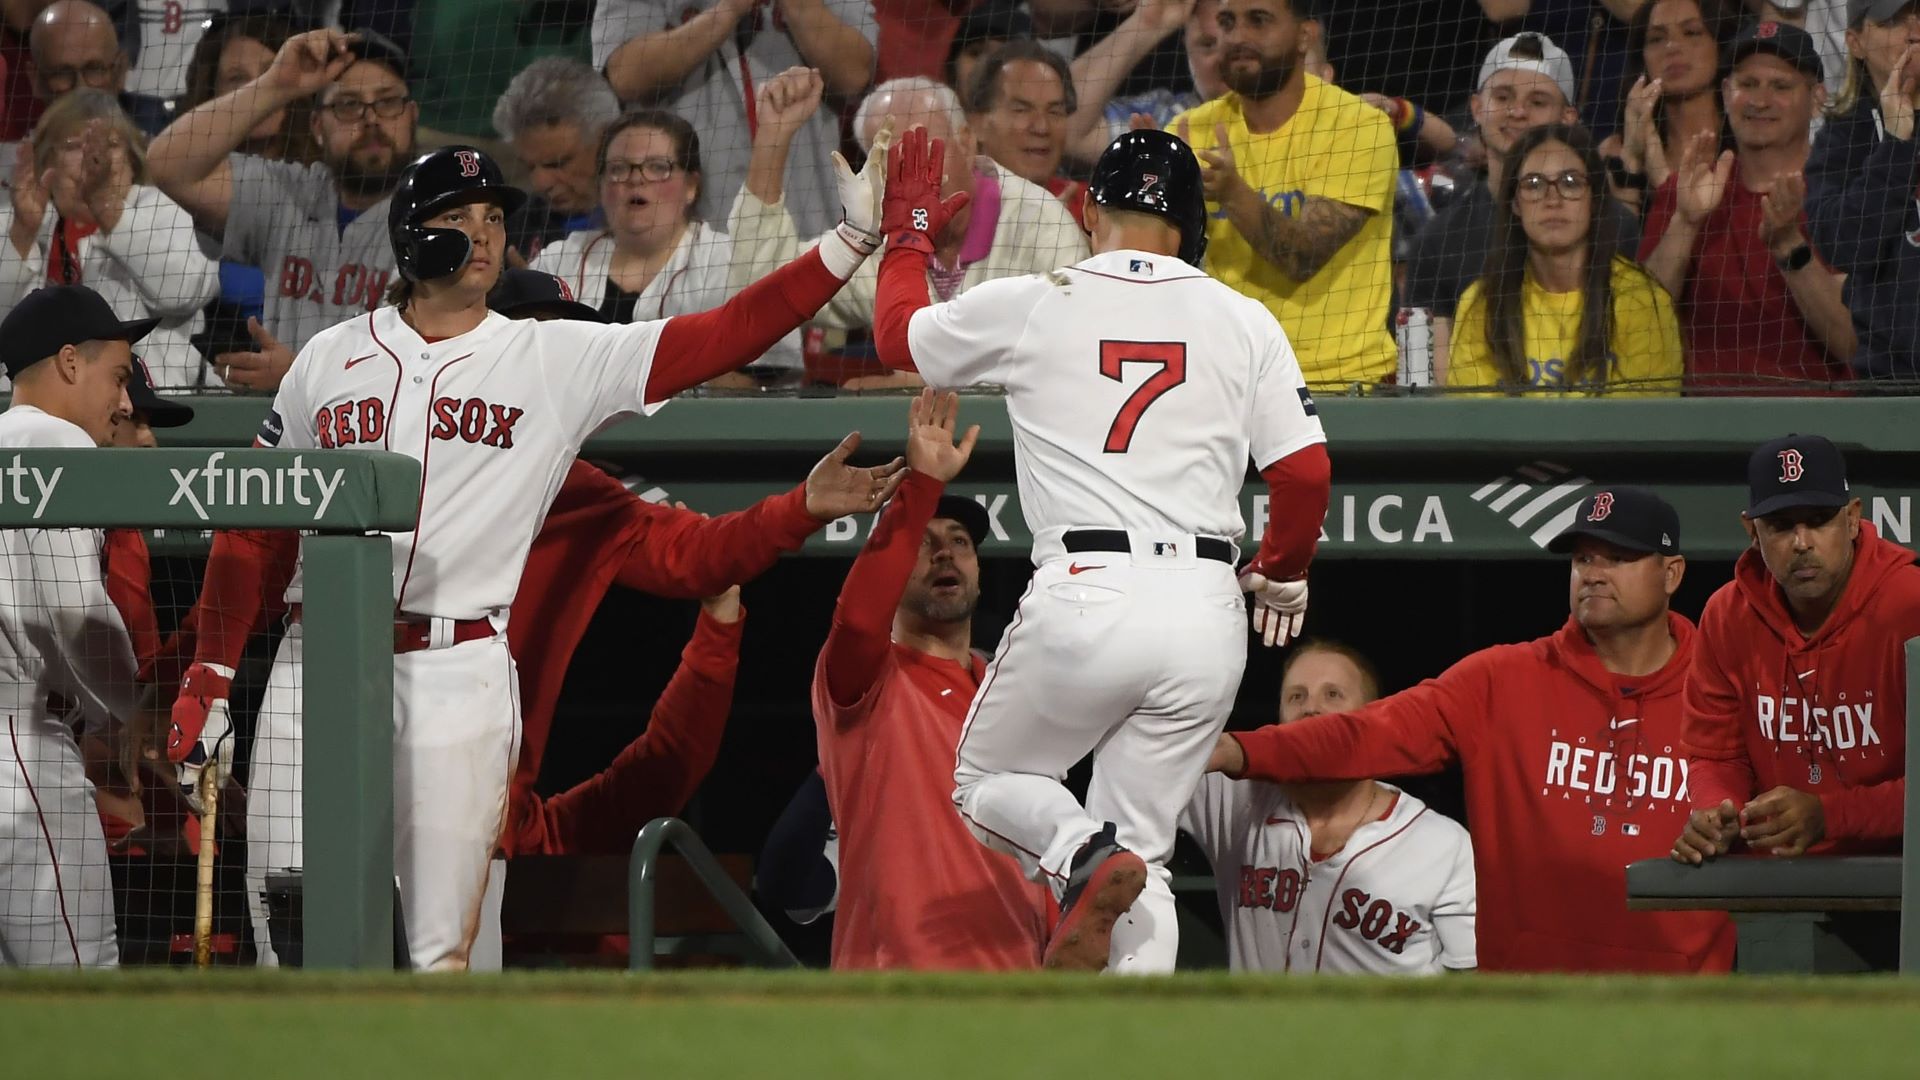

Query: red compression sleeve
left=646, top=246, right=848, bottom=399
left=820, top=469, right=943, bottom=710
left=103, top=529, right=160, bottom=673
left=871, top=247, right=932, bottom=372
left=1247, top=442, right=1331, bottom=580
left=540, top=608, right=744, bottom=854
left=189, top=529, right=300, bottom=670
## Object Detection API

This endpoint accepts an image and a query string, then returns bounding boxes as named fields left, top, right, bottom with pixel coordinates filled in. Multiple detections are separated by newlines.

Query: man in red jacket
left=1208, top=487, right=1735, bottom=972
left=813, top=390, right=1053, bottom=971
left=1675, top=434, right=1917, bottom=863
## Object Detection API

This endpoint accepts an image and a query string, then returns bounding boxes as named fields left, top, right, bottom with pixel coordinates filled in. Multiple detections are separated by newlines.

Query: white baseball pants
left=1, top=709, right=117, bottom=968
left=248, top=621, right=521, bottom=971
left=954, top=539, right=1246, bottom=974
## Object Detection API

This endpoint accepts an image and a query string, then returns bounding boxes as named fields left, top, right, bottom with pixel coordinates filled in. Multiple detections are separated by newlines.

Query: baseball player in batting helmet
left=1085, top=130, right=1209, bottom=267
left=169, top=125, right=901, bottom=969
left=390, top=146, right=530, bottom=283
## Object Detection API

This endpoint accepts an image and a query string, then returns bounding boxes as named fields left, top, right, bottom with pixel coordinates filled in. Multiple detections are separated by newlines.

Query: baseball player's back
left=907, top=252, right=1320, bottom=555
left=872, top=128, right=1332, bottom=973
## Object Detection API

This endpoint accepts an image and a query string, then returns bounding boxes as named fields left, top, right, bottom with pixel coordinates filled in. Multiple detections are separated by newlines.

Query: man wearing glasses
left=0, top=0, right=174, bottom=150
left=149, top=28, right=419, bottom=377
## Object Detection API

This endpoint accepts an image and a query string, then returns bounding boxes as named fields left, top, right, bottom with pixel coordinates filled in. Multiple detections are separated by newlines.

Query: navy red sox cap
left=1547, top=486, right=1681, bottom=556
left=0, top=284, right=159, bottom=379
left=1726, top=21, right=1825, bottom=83
left=1747, top=433, right=1850, bottom=518
left=935, top=494, right=991, bottom=547
left=488, top=269, right=604, bottom=322
left=127, top=355, right=194, bottom=428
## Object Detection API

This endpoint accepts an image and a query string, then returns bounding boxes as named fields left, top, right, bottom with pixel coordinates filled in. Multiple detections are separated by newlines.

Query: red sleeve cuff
left=873, top=247, right=931, bottom=372
left=682, top=607, right=746, bottom=683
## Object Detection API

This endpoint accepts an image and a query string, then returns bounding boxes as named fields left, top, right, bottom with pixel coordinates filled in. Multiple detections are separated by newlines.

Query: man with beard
left=1674, top=434, right=1918, bottom=863
left=810, top=390, right=1053, bottom=970
left=148, top=28, right=417, bottom=365
left=1168, top=0, right=1397, bottom=388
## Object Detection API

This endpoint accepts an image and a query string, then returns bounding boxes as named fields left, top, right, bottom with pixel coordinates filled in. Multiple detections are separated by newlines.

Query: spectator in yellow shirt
left=1449, top=124, right=1683, bottom=398
left=1167, top=0, right=1397, bottom=390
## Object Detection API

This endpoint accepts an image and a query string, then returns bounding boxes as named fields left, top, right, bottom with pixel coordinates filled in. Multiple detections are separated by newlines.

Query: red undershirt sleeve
left=820, top=470, right=943, bottom=710
left=1246, top=442, right=1331, bottom=580
left=645, top=246, right=851, bottom=399
left=871, top=247, right=932, bottom=373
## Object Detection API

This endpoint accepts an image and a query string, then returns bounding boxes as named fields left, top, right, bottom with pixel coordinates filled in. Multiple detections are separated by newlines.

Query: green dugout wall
left=162, top=395, right=1920, bottom=560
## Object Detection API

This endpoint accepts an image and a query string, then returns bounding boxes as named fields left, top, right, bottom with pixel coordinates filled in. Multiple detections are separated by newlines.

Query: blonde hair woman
left=0, top=90, right=217, bottom=388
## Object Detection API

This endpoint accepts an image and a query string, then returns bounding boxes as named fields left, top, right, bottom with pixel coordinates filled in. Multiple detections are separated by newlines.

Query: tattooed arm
left=1219, top=187, right=1372, bottom=281
left=1181, top=117, right=1374, bottom=282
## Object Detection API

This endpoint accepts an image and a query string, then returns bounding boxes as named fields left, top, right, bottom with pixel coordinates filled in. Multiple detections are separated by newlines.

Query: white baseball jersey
left=258, top=306, right=669, bottom=620
left=0, top=405, right=139, bottom=968
left=1182, top=776, right=1476, bottom=974
left=906, top=250, right=1324, bottom=553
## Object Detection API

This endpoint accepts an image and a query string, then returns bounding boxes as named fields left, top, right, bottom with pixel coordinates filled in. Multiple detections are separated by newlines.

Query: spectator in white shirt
left=0, top=90, right=216, bottom=388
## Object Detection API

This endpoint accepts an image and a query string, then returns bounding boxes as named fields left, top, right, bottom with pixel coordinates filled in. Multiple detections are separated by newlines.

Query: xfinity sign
left=168, top=451, right=347, bottom=521
left=0, top=454, right=63, bottom=519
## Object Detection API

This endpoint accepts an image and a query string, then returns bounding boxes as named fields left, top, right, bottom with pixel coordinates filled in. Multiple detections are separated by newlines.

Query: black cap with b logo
left=1547, top=486, right=1681, bottom=556
left=1747, top=433, right=1849, bottom=518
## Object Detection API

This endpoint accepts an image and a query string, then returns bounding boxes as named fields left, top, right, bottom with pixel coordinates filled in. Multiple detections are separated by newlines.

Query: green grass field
left=7, top=971, right=1920, bottom=1078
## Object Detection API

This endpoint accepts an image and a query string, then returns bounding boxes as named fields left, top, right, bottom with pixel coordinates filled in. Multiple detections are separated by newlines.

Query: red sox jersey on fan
left=906, top=250, right=1324, bottom=550
left=1181, top=776, right=1476, bottom=974
left=225, top=157, right=397, bottom=353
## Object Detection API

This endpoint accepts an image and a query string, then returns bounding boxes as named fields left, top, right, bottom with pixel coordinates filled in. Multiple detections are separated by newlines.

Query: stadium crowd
left=0, top=0, right=1913, bottom=975
left=0, top=0, right=1916, bottom=393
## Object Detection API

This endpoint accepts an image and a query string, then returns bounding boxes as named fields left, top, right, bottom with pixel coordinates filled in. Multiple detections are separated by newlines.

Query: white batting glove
left=178, top=702, right=235, bottom=816
left=1240, top=571, right=1308, bottom=648
left=828, top=119, right=893, bottom=261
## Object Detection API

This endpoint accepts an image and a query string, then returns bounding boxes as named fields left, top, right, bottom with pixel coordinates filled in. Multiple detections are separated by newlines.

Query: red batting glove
left=882, top=126, right=971, bottom=257
left=169, top=662, right=234, bottom=763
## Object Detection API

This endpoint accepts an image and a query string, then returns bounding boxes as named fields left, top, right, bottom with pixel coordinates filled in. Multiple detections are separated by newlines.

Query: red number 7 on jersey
left=1099, top=340, right=1188, bottom=453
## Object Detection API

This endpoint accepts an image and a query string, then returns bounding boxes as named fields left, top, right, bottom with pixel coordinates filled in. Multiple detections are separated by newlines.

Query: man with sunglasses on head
left=148, top=28, right=421, bottom=387
left=1675, top=434, right=1918, bottom=865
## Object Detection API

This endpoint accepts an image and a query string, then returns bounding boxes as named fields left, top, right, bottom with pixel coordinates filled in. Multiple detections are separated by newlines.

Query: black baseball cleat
left=1043, top=822, right=1147, bottom=971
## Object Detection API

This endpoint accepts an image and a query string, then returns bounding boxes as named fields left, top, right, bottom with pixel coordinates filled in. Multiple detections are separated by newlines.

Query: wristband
left=1775, top=243, right=1814, bottom=273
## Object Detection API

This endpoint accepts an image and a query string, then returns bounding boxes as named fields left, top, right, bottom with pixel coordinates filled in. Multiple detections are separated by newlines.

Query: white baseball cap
left=1477, top=32, right=1577, bottom=106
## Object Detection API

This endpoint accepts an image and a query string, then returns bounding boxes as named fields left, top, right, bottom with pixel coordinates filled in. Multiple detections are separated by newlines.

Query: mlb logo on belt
left=1153, top=541, right=1178, bottom=556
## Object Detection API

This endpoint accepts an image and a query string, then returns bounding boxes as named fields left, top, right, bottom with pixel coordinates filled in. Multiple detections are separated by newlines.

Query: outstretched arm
left=821, top=390, right=979, bottom=709
left=533, top=594, right=746, bottom=854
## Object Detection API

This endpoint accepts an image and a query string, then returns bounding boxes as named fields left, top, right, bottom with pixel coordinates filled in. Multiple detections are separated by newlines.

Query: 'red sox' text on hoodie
left=1682, top=522, right=1919, bottom=851
left=1229, top=613, right=1734, bottom=973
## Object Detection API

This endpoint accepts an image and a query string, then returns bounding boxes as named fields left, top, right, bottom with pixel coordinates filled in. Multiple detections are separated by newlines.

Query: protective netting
left=0, top=0, right=1903, bottom=397
left=0, top=523, right=281, bottom=967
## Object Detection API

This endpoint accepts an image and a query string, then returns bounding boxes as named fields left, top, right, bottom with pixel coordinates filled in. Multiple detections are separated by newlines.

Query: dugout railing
left=1626, top=638, right=1920, bottom=977
left=0, top=447, right=418, bottom=969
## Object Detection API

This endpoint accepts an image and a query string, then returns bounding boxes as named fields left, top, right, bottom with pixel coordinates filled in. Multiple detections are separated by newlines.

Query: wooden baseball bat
left=193, top=769, right=218, bottom=968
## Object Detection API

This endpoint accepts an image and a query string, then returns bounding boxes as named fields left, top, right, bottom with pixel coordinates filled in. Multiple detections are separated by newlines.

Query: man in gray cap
left=0, top=283, right=155, bottom=968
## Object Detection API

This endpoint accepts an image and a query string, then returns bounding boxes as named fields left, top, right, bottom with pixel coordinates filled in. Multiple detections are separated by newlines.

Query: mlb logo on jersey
left=1129, top=258, right=1155, bottom=274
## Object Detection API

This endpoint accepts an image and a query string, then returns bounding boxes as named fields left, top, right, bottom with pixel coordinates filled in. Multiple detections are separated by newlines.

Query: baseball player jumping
left=871, top=128, right=1333, bottom=972
left=165, top=130, right=899, bottom=969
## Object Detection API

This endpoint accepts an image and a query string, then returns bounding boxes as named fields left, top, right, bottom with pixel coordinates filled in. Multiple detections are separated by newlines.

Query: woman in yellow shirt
left=1447, top=123, right=1682, bottom=397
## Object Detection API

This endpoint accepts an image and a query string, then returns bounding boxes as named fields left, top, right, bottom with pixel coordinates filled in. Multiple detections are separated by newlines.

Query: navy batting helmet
left=389, top=146, right=527, bottom=283
left=1086, top=130, right=1208, bottom=267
